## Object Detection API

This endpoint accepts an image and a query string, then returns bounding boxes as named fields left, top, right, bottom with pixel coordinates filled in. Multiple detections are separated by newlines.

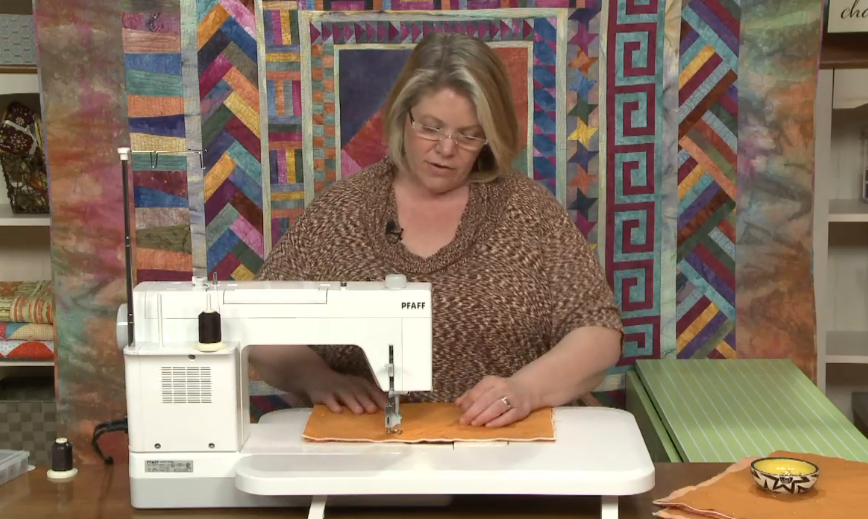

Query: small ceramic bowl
left=750, top=457, right=819, bottom=494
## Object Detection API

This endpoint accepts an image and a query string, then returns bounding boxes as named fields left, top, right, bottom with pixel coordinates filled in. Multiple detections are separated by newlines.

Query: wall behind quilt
left=35, top=0, right=822, bottom=462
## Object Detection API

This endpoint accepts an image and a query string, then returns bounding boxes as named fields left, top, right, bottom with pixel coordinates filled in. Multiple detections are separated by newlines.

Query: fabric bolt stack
left=0, top=280, right=54, bottom=362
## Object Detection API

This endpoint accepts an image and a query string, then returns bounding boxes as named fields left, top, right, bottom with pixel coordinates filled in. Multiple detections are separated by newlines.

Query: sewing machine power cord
left=91, top=416, right=128, bottom=464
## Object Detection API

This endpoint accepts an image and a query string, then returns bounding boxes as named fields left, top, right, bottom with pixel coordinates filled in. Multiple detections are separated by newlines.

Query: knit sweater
left=257, top=158, right=624, bottom=403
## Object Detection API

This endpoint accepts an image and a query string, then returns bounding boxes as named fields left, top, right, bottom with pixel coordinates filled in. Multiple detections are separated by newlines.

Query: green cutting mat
left=636, top=359, right=868, bottom=463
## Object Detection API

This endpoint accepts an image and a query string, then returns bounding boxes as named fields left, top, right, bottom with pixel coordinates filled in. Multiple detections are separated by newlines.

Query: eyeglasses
left=409, top=112, right=488, bottom=151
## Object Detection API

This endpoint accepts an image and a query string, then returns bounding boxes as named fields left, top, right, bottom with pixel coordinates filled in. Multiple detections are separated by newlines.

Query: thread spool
left=47, top=437, right=78, bottom=481
left=197, top=293, right=224, bottom=352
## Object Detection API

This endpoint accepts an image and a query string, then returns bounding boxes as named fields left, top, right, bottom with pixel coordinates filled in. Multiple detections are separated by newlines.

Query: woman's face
left=402, top=88, right=486, bottom=195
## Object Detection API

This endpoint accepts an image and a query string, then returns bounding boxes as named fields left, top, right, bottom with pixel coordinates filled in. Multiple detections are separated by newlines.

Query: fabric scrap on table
left=653, top=451, right=868, bottom=519
left=656, top=509, right=716, bottom=519
left=303, top=402, right=555, bottom=443
left=654, top=457, right=756, bottom=518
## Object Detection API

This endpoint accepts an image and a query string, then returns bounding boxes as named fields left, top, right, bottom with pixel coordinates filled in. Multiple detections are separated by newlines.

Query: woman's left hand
left=454, top=375, right=534, bottom=428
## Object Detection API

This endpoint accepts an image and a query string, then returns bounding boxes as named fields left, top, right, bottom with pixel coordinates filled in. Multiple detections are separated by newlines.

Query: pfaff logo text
left=401, top=302, right=426, bottom=310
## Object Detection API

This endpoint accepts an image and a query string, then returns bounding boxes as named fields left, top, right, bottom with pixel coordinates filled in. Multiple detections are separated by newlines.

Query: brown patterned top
left=257, top=158, right=624, bottom=403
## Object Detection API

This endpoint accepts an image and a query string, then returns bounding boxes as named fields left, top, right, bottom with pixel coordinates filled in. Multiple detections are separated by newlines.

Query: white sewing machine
left=116, top=276, right=655, bottom=519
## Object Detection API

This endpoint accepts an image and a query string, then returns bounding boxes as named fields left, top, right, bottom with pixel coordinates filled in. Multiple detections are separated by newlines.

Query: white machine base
left=130, top=407, right=654, bottom=519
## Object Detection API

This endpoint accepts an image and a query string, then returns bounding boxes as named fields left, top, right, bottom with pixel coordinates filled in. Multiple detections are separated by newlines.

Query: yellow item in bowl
left=750, top=457, right=819, bottom=494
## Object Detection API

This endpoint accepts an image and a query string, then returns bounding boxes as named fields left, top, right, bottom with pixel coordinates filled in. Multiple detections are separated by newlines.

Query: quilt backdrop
left=35, top=0, right=822, bottom=462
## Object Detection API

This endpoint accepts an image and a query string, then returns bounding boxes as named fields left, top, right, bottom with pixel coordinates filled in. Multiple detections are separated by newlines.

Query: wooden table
left=0, top=462, right=728, bottom=518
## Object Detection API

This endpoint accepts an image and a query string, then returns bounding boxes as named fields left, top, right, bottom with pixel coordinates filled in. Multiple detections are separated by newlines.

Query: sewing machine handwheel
left=116, top=304, right=129, bottom=351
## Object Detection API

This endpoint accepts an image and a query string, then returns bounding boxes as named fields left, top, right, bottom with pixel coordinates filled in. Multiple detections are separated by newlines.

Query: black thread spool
left=199, top=309, right=222, bottom=344
left=197, top=285, right=224, bottom=352
left=197, top=305, right=224, bottom=352
left=47, top=437, right=78, bottom=481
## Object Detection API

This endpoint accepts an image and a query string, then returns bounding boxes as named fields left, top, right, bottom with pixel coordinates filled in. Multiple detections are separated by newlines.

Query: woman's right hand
left=304, top=369, right=389, bottom=414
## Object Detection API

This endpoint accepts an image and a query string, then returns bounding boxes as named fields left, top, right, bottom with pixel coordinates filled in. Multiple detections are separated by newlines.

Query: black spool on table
left=47, top=437, right=78, bottom=481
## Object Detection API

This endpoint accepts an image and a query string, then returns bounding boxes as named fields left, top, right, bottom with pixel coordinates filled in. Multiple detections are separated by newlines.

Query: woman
left=252, top=32, right=623, bottom=429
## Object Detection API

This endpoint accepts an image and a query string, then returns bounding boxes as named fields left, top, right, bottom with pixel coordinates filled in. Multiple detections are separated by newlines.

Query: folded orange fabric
left=655, top=509, right=712, bottom=519
left=302, top=402, right=555, bottom=443
left=654, top=457, right=756, bottom=519
left=654, top=451, right=868, bottom=519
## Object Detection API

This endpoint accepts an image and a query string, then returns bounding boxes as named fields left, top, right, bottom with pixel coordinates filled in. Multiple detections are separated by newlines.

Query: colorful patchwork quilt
left=113, top=0, right=822, bottom=415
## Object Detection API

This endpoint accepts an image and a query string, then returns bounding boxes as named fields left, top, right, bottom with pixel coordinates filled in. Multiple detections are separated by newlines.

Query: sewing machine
left=116, top=276, right=656, bottom=519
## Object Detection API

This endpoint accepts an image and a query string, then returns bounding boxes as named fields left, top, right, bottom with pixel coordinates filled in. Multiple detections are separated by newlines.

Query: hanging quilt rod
left=133, top=148, right=207, bottom=170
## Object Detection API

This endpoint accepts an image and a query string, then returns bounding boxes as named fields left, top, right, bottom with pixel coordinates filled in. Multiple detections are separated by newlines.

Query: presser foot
left=385, top=395, right=402, bottom=435
left=385, top=344, right=402, bottom=434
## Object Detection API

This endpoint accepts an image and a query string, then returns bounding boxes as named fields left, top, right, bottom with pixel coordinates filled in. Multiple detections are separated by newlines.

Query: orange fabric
left=654, top=451, right=868, bottom=519
left=654, top=457, right=756, bottom=519
left=302, top=402, right=555, bottom=443
left=656, top=509, right=712, bottom=519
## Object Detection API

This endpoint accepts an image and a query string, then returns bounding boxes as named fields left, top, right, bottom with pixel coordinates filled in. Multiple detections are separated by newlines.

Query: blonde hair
left=382, top=33, right=520, bottom=183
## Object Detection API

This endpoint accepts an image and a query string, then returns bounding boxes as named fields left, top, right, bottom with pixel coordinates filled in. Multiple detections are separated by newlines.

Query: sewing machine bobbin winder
left=115, top=147, right=655, bottom=519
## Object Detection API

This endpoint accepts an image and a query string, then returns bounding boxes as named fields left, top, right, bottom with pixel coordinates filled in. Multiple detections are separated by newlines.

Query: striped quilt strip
left=262, top=4, right=306, bottom=243
left=604, top=0, right=668, bottom=375
left=121, top=10, right=195, bottom=283
left=566, top=3, right=601, bottom=249
left=676, top=0, right=739, bottom=360
left=198, top=0, right=266, bottom=281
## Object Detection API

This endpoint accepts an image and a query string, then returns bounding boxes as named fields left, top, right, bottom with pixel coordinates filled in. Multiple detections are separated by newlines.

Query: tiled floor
left=0, top=375, right=56, bottom=466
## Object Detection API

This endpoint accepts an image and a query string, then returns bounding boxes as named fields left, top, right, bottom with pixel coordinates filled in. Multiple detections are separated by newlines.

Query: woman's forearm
left=248, top=344, right=331, bottom=396
left=510, top=326, right=622, bottom=409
